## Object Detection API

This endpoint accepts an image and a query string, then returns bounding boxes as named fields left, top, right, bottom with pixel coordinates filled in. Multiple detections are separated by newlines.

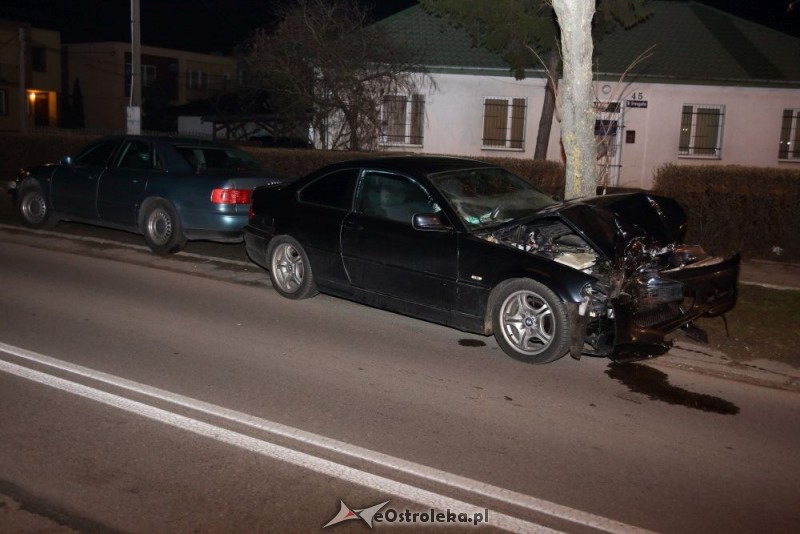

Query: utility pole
left=127, top=0, right=142, bottom=134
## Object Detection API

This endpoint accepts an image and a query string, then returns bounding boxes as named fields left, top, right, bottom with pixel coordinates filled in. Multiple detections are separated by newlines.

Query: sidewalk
left=739, top=258, right=800, bottom=290
left=651, top=258, right=800, bottom=393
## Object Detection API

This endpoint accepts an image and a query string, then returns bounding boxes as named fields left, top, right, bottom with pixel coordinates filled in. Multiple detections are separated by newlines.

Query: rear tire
left=491, top=279, right=570, bottom=364
left=17, top=186, right=57, bottom=229
left=267, top=235, right=318, bottom=299
left=142, top=199, right=187, bottom=255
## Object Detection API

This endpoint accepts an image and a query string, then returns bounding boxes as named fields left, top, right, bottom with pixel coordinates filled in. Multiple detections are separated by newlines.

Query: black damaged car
left=244, top=156, right=739, bottom=364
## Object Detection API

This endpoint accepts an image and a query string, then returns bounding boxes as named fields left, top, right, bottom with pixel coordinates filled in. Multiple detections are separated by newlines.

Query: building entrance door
left=33, top=92, right=49, bottom=126
left=594, top=101, right=624, bottom=189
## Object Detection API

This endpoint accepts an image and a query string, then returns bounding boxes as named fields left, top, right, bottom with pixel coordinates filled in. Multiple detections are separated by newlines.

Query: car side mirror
left=412, top=212, right=452, bottom=231
left=60, top=155, right=73, bottom=166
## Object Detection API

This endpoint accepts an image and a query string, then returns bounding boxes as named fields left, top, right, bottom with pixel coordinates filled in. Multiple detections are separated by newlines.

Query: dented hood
left=535, top=193, right=688, bottom=260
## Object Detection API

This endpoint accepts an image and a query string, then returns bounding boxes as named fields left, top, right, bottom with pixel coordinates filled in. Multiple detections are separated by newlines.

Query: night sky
left=0, top=0, right=797, bottom=54
left=0, top=0, right=416, bottom=53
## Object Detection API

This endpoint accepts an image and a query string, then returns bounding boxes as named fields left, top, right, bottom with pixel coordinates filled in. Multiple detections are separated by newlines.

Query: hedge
left=2, top=133, right=798, bottom=261
left=653, top=164, right=800, bottom=261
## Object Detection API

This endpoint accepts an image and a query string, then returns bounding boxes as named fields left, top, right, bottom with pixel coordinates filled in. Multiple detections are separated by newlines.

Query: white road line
left=0, top=224, right=252, bottom=266
left=0, top=357, right=549, bottom=533
left=0, top=341, right=653, bottom=534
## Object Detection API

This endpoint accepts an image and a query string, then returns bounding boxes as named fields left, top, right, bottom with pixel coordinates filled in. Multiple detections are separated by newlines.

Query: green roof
left=378, top=1, right=800, bottom=85
left=595, top=1, right=800, bottom=84
left=376, top=4, right=510, bottom=71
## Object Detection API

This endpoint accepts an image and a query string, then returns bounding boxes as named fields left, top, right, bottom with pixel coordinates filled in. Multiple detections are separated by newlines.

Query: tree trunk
left=533, top=52, right=560, bottom=161
left=552, top=0, right=597, bottom=200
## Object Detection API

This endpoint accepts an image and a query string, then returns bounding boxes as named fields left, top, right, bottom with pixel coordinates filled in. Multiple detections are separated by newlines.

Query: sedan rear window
left=175, top=146, right=263, bottom=171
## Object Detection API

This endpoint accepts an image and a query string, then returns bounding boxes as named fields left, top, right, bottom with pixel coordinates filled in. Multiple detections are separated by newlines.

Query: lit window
left=482, top=97, right=526, bottom=150
left=679, top=104, right=725, bottom=158
left=381, top=94, right=424, bottom=146
left=779, top=109, right=800, bottom=160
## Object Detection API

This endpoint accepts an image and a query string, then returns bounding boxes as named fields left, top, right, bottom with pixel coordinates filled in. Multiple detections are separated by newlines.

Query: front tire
left=491, top=279, right=570, bottom=364
left=17, top=186, right=57, bottom=229
left=142, top=199, right=187, bottom=255
left=267, top=235, right=318, bottom=299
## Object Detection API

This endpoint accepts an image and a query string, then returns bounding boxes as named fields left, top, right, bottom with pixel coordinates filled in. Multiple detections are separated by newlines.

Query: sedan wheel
left=268, top=236, right=318, bottom=299
left=142, top=199, right=187, bottom=255
left=18, top=187, right=57, bottom=229
left=492, top=279, right=570, bottom=364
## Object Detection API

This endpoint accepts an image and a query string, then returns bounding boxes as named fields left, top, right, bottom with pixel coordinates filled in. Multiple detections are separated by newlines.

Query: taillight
left=211, top=188, right=252, bottom=204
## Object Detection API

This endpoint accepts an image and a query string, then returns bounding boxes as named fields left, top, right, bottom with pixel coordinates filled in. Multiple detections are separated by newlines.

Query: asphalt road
left=1, top=216, right=799, bottom=532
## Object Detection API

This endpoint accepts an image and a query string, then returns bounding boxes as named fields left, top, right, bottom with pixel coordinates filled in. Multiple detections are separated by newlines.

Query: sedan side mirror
left=412, top=212, right=452, bottom=231
left=60, top=156, right=73, bottom=166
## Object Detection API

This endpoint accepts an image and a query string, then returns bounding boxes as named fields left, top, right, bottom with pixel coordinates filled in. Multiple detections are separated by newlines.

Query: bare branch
left=246, top=0, right=433, bottom=150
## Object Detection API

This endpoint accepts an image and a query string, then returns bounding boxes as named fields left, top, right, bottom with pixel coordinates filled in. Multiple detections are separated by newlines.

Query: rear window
left=175, top=145, right=263, bottom=171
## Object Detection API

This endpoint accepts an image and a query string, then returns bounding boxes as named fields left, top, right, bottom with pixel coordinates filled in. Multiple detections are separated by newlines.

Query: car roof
left=318, top=155, right=498, bottom=177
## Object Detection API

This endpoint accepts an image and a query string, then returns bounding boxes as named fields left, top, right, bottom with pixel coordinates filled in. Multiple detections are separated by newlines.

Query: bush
left=241, top=146, right=374, bottom=179
left=0, top=133, right=95, bottom=182
left=654, top=164, right=800, bottom=261
left=4, top=133, right=797, bottom=262
left=242, top=147, right=568, bottom=197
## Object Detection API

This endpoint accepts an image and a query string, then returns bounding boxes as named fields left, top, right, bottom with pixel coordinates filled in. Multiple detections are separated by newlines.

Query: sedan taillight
left=211, top=188, right=252, bottom=204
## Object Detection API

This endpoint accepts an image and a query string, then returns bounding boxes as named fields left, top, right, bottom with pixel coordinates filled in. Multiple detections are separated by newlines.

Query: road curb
left=649, top=342, right=800, bottom=394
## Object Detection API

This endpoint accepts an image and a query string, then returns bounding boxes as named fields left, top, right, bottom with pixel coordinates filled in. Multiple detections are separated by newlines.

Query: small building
left=0, top=19, right=62, bottom=131
left=376, top=1, right=800, bottom=189
left=64, top=42, right=239, bottom=132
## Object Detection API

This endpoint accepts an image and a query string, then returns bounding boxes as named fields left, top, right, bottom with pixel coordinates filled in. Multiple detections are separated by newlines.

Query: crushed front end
left=580, top=243, right=740, bottom=361
left=476, top=193, right=740, bottom=361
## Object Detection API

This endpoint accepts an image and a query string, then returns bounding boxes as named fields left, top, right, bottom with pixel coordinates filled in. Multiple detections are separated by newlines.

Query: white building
left=376, top=1, right=800, bottom=189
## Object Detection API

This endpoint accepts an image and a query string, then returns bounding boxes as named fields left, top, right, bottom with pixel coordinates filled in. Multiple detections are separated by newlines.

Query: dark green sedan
left=9, top=135, right=289, bottom=254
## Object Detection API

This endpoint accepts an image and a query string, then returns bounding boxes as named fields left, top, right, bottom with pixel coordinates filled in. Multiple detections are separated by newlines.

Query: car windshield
left=429, top=167, right=557, bottom=230
left=175, top=145, right=263, bottom=171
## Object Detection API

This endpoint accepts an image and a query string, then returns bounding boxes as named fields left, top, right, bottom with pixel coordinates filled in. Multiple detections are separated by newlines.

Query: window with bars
left=482, top=97, right=526, bottom=150
left=381, top=94, right=424, bottom=145
left=679, top=104, right=724, bottom=158
left=779, top=109, right=800, bottom=160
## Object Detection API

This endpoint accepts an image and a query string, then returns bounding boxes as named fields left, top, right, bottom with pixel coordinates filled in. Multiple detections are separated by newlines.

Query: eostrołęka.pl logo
left=323, top=500, right=489, bottom=529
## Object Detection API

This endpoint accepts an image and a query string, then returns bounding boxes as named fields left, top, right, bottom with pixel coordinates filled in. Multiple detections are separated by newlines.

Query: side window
left=32, top=46, right=46, bottom=72
left=118, top=140, right=161, bottom=170
left=74, top=139, right=121, bottom=168
left=779, top=108, right=800, bottom=160
left=298, top=169, right=358, bottom=210
left=482, top=97, right=526, bottom=150
left=356, top=172, right=437, bottom=224
left=678, top=104, right=725, bottom=158
left=380, top=94, right=425, bottom=146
